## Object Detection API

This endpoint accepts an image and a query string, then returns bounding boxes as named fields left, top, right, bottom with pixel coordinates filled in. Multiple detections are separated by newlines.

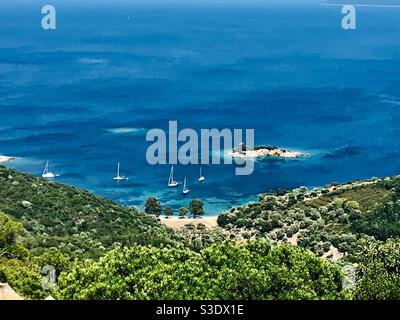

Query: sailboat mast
left=169, top=166, right=174, bottom=184
left=117, top=162, right=120, bottom=177
left=43, top=160, right=49, bottom=175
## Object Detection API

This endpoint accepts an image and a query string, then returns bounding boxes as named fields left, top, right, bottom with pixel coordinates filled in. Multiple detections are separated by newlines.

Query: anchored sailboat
left=42, top=160, right=56, bottom=179
left=113, top=162, right=126, bottom=181
left=198, top=167, right=205, bottom=182
left=182, top=177, right=190, bottom=195
left=168, top=165, right=179, bottom=187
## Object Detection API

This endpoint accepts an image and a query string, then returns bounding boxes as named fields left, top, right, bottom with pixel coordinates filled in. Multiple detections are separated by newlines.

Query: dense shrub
left=56, top=242, right=347, bottom=300
left=355, top=239, right=400, bottom=299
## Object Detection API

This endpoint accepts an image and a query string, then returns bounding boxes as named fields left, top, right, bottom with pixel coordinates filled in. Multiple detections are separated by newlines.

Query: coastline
left=0, top=156, right=14, bottom=164
left=228, top=146, right=303, bottom=159
left=159, top=216, right=218, bottom=230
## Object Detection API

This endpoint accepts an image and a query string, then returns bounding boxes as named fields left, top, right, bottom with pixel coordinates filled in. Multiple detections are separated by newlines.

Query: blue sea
left=1, top=0, right=400, bottom=215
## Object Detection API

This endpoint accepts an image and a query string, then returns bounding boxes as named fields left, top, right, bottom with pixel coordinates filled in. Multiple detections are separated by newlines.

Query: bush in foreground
left=56, top=241, right=346, bottom=300
left=355, top=238, right=400, bottom=300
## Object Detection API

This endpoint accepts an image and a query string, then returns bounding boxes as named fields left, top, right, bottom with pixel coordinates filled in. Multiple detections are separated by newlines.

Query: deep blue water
left=1, top=1, right=400, bottom=214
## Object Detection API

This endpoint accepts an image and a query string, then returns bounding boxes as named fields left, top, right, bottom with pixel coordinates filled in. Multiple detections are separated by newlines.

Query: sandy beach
left=160, top=216, right=218, bottom=230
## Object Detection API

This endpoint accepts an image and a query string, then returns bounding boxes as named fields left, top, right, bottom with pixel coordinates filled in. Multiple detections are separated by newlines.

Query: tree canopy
left=56, top=241, right=346, bottom=300
left=144, top=196, right=162, bottom=217
left=189, top=199, right=205, bottom=218
left=354, top=238, right=400, bottom=300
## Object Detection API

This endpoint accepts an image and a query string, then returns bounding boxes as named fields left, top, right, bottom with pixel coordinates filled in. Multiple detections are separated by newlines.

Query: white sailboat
left=168, top=165, right=179, bottom=187
left=198, top=167, right=205, bottom=182
left=113, top=162, right=126, bottom=181
left=42, top=160, right=56, bottom=179
left=182, top=177, right=190, bottom=195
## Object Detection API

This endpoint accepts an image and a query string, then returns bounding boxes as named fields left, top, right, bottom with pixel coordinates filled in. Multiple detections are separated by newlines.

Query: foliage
left=354, top=238, right=400, bottom=299
left=0, top=167, right=178, bottom=258
left=352, top=181, right=400, bottom=240
left=144, top=196, right=162, bottom=217
left=0, top=258, right=47, bottom=299
left=0, top=210, right=71, bottom=299
left=0, top=210, right=28, bottom=258
left=189, top=199, right=205, bottom=218
left=217, top=177, right=400, bottom=258
left=178, top=207, right=188, bottom=218
left=163, top=206, right=173, bottom=218
left=352, top=201, right=400, bottom=240
left=178, top=224, right=228, bottom=252
left=56, top=241, right=346, bottom=300
left=3, top=166, right=400, bottom=301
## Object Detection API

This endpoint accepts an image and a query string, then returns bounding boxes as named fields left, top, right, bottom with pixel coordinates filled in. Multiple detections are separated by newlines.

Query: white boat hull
left=168, top=181, right=179, bottom=187
left=42, top=173, right=55, bottom=179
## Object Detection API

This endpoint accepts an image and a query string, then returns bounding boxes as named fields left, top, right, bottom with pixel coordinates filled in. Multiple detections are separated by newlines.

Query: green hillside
left=0, top=166, right=178, bottom=258
left=218, top=176, right=400, bottom=258
left=1, top=167, right=400, bottom=300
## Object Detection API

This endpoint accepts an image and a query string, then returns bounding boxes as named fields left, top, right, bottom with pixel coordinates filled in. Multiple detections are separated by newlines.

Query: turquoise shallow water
left=1, top=1, right=400, bottom=215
